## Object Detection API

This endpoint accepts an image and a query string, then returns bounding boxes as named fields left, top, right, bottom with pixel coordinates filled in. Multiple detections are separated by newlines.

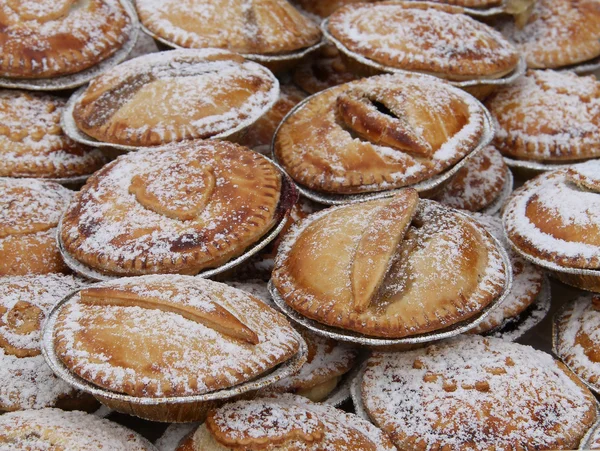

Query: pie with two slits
left=72, top=49, right=280, bottom=147
left=61, top=140, right=282, bottom=277
left=0, top=0, right=133, bottom=79
left=274, top=73, right=487, bottom=194
left=272, top=190, right=507, bottom=338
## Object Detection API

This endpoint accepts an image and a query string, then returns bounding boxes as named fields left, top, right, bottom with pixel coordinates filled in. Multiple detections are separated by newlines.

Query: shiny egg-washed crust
left=0, top=90, right=107, bottom=179
left=274, top=73, right=486, bottom=194
left=361, top=336, right=598, bottom=451
left=72, top=49, right=280, bottom=147
left=272, top=194, right=506, bottom=338
left=486, top=70, right=600, bottom=162
left=135, top=0, right=321, bottom=55
left=54, top=276, right=302, bottom=398
left=498, top=0, right=600, bottom=69
left=0, top=0, right=132, bottom=79
left=327, top=2, right=519, bottom=80
left=61, top=140, right=281, bottom=276
left=0, top=178, right=72, bottom=276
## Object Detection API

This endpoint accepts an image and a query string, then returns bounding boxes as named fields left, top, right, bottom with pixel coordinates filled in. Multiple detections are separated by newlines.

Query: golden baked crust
left=0, top=178, right=72, bottom=276
left=72, top=49, right=280, bottom=147
left=61, top=140, right=281, bottom=276
left=0, top=91, right=107, bottom=178
left=361, top=335, right=598, bottom=451
left=504, top=161, right=600, bottom=270
left=272, top=192, right=507, bottom=338
left=292, top=0, right=379, bottom=18
left=327, top=1, right=519, bottom=80
left=0, top=0, right=132, bottom=79
left=54, top=276, right=302, bottom=398
left=274, top=73, right=486, bottom=194
left=498, top=0, right=600, bottom=69
left=135, top=0, right=321, bottom=55
left=486, top=70, right=600, bottom=162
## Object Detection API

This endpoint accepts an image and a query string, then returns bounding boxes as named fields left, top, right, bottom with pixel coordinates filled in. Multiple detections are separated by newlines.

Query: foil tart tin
left=41, top=290, right=309, bottom=423
left=270, top=86, right=495, bottom=206
left=56, top=170, right=299, bottom=282
left=563, top=54, right=600, bottom=76
left=0, top=0, right=139, bottom=92
left=350, top=364, right=370, bottom=422
left=155, top=423, right=198, bottom=451
left=480, top=168, right=514, bottom=216
left=503, top=156, right=575, bottom=177
left=580, top=415, right=600, bottom=450
left=321, top=360, right=363, bottom=408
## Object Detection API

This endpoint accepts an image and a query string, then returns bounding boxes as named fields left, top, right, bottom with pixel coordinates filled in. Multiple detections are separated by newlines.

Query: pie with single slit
left=274, top=73, right=487, bottom=194
left=326, top=1, right=520, bottom=81
left=0, top=0, right=133, bottom=79
left=72, top=49, right=280, bottom=147
left=272, top=190, right=507, bottom=338
left=177, top=394, right=396, bottom=450
left=135, top=0, right=321, bottom=56
left=53, top=276, right=303, bottom=398
left=60, top=140, right=282, bottom=276
left=0, top=178, right=72, bottom=276
left=360, top=335, right=598, bottom=451
left=0, top=90, right=107, bottom=179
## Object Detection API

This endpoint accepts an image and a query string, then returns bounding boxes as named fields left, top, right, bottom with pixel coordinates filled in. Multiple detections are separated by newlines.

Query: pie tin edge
left=503, top=157, right=577, bottom=174
left=580, top=414, right=600, bottom=450
left=561, top=54, right=600, bottom=76
left=349, top=363, right=370, bottom=421
left=480, top=167, right=514, bottom=216
left=321, top=356, right=365, bottom=408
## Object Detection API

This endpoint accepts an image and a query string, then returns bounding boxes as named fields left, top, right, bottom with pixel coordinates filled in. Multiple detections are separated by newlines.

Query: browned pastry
left=0, top=0, right=132, bottom=79
left=272, top=190, right=507, bottom=338
left=60, top=140, right=282, bottom=276
left=293, top=0, right=379, bottom=18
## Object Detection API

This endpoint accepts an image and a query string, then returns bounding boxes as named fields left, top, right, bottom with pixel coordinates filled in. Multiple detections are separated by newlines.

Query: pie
left=272, top=190, right=507, bottom=338
left=274, top=73, right=487, bottom=194
left=0, top=90, right=107, bottom=179
left=360, top=335, right=598, bottom=451
left=0, top=178, right=72, bottom=276
left=60, top=140, right=282, bottom=277
left=72, top=49, right=280, bottom=147
left=486, top=70, right=600, bottom=162
left=292, top=0, right=379, bottom=18
left=177, top=394, right=396, bottom=450
left=326, top=2, right=520, bottom=81
left=135, top=0, right=321, bottom=56
left=0, top=0, right=133, bottom=79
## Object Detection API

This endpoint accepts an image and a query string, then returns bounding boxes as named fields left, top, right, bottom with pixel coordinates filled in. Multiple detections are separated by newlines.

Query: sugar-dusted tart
left=178, top=394, right=396, bottom=450
left=61, top=140, right=282, bottom=277
left=135, top=0, right=321, bottom=56
left=0, top=0, right=133, bottom=79
left=486, top=70, right=600, bottom=162
left=360, top=335, right=597, bottom=451
left=498, top=0, right=600, bottom=69
left=0, top=178, right=72, bottom=276
left=326, top=1, right=520, bottom=81
left=0, top=409, right=155, bottom=450
left=272, top=190, right=507, bottom=338
left=72, top=49, right=280, bottom=147
left=0, top=90, right=107, bottom=179
left=274, top=73, right=487, bottom=194
left=433, top=146, right=509, bottom=212
left=53, top=276, right=303, bottom=398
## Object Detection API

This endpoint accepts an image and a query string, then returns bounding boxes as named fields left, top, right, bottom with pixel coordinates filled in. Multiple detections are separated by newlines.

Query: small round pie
left=360, top=335, right=598, bottom=451
left=71, top=49, right=280, bottom=147
left=0, top=0, right=133, bottom=79
left=0, top=178, right=72, bottom=276
left=486, top=70, right=600, bottom=162
left=0, top=90, right=107, bottom=179
left=274, top=73, right=487, bottom=194
left=60, top=140, right=282, bottom=277
left=178, top=394, right=396, bottom=450
left=272, top=190, right=507, bottom=338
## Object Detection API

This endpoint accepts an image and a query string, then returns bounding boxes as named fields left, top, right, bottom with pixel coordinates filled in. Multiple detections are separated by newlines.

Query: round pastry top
left=53, top=275, right=302, bottom=398
left=486, top=70, right=600, bottom=162
left=503, top=161, right=600, bottom=269
left=72, top=49, right=280, bottom=147
left=60, top=140, right=282, bottom=276
left=0, top=90, right=106, bottom=178
left=0, top=408, right=155, bottom=450
left=361, top=335, right=598, bottom=451
left=0, top=0, right=133, bottom=79
left=327, top=1, right=519, bottom=80
left=135, top=0, right=321, bottom=55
